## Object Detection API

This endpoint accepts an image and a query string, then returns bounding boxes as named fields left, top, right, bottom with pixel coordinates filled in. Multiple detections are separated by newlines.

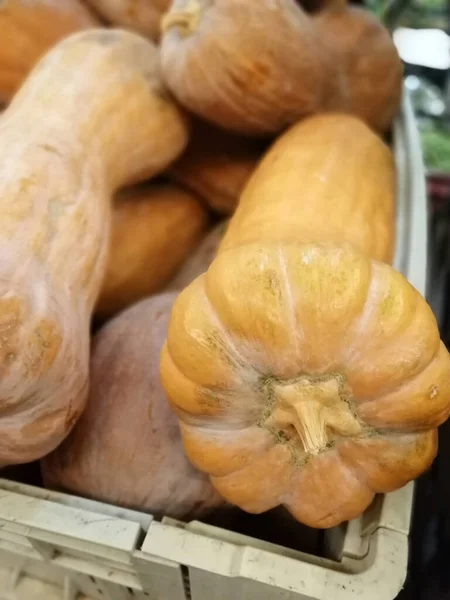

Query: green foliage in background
left=365, top=0, right=449, bottom=29
left=421, top=129, right=450, bottom=172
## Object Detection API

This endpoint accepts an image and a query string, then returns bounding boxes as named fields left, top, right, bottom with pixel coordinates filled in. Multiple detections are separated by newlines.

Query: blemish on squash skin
left=39, top=144, right=63, bottom=158
left=203, top=330, right=240, bottom=370
left=89, top=30, right=120, bottom=47
left=18, top=176, right=38, bottom=194
left=26, top=320, right=62, bottom=377
left=228, top=61, right=272, bottom=93
left=0, top=298, right=22, bottom=375
left=260, top=268, right=282, bottom=300
left=430, top=385, right=439, bottom=400
left=0, top=298, right=22, bottom=331
left=4, top=352, right=16, bottom=366
left=195, top=387, right=235, bottom=414
left=197, top=393, right=223, bottom=410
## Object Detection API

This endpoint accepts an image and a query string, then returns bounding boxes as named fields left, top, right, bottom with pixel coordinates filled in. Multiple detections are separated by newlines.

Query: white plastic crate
left=0, top=91, right=427, bottom=600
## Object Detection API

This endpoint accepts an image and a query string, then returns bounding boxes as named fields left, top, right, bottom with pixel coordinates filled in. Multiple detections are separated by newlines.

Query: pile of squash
left=0, top=0, right=449, bottom=530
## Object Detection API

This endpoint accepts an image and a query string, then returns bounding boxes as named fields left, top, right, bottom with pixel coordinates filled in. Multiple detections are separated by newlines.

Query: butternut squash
left=85, top=0, right=170, bottom=39
left=160, top=0, right=401, bottom=134
left=97, top=183, right=208, bottom=319
left=42, top=293, right=224, bottom=519
left=161, top=114, right=450, bottom=528
left=0, top=29, right=188, bottom=466
left=0, top=0, right=98, bottom=103
left=169, top=120, right=266, bottom=214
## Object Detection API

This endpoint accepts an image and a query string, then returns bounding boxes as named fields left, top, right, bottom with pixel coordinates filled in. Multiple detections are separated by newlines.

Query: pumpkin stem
left=264, top=375, right=362, bottom=455
left=161, top=0, right=203, bottom=37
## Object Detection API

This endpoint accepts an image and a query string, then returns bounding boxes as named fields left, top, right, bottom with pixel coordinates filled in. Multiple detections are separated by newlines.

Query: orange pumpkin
left=96, top=183, right=208, bottom=319
left=0, top=0, right=98, bottom=103
left=161, top=114, right=450, bottom=528
left=160, top=0, right=401, bottom=134
left=160, top=0, right=333, bottom=135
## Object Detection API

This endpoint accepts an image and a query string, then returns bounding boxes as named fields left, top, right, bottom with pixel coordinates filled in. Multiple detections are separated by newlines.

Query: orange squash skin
left=0, top=0, right=99, bottom=103
left=161, top=115, right=450, bottom=528
left=0, top=29, right=188, bottom=466
left=160, top=0, right=401, bottom=134
left=96, top=183, right=208, bottom=319
left=169, top=120, right=267, bottom=214
left=161, top=0, right=334, bottom=136
left=313, top=4, right=403, bottom=132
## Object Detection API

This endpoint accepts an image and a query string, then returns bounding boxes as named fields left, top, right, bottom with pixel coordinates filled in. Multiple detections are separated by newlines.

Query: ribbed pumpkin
left=161, top=114, right=450, bottom=528
left=0, top=29, right=188, bottom=466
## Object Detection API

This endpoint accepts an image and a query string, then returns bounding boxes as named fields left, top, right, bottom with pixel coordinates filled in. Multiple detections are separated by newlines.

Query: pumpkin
left=169, top=120, right=266, bottom=214
left=161, top=114, right=450, bottom=528
left=0, top=29, right=188, bottom=466
left=42, top=292, right=225, bottom=519
left=96, top=183, right=208, bottom=319
left=0, top=0, right=98, bottom=103
left=167, top=221, right=226, bottom=290
left=160, top=0, right=401, bottom=134
left=160, top=0, right=332, bottom=135
left=85, top=0, right=171, bottom=40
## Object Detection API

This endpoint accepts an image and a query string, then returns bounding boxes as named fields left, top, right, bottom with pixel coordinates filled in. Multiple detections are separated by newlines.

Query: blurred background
left=367, top=0, right=450, bottom=596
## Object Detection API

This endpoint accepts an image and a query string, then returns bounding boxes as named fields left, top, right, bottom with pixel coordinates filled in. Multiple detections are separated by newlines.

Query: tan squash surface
left=0, top=29, right=188, bottom=465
